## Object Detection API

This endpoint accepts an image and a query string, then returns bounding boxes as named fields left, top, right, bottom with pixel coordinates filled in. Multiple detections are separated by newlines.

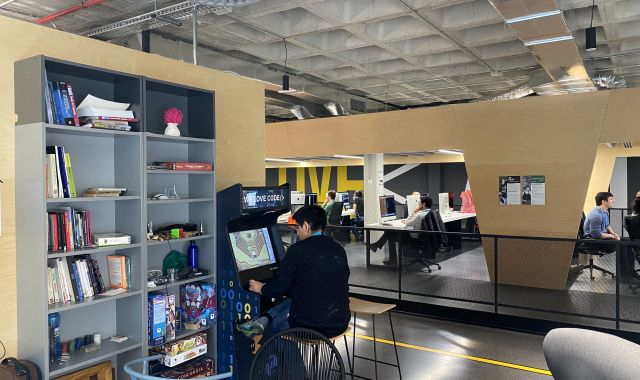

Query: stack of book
left=47, top=255, right=105, bottom=304
left=46, top=145, right=77, bottom=199
left=48, top=207, right=91, bottom=252
left=83, top=187, right=127, bottom=197
left=45, top=80, right=80, bottom=126
left=76, top=94, right=136, bottom=131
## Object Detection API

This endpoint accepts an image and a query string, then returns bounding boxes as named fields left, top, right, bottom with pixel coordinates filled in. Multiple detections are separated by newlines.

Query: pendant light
left=586, top=0, right=596, bottom=51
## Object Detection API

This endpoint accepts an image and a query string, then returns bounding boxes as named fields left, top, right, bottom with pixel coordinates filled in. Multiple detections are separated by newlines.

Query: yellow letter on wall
left=336, top=166, right=364, bottom=193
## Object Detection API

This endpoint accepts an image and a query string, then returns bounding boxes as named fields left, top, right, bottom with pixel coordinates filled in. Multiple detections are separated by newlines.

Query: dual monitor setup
left=379, top=192, right=455, bottom=223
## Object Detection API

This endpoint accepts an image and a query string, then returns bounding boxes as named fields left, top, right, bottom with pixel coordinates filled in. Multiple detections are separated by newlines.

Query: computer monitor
left=336, top=192, right=349, bottom=206
left=290, top=191, right=305, bottom=206
left=305, top=193, right=317, bottom=206
left=228, top=227, right=278, bottom=288
left=379, top=195, right=397, bottom=222
left=405, top=194, right=420, bottom=217
left=439, top=193, right=452, bottom=215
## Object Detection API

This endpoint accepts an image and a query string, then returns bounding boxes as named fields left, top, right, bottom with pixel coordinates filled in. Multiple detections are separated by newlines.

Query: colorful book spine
left=58, top=81, right=75, bottom=126
left=152, top=162, right=213, bottom=171
left=44, top=73, right=54, bottom=124
left=64, top=153, right=77, bottom=198
left=51, top=82, right=65, bottom=126
left=55, top=146, right=70, bottom=198
left=65, top=83, right=80, bottom=127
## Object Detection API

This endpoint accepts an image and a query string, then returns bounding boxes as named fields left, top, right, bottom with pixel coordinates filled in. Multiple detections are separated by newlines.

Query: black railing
left=279, top=223, right=640, bottom=333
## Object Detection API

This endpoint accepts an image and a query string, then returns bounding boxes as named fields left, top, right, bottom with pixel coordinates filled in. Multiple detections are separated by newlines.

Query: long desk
left=365, top=212, right=476, bottom=267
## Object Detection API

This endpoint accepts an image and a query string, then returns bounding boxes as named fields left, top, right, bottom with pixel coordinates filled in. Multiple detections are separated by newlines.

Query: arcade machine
left=216, top=184, right=290, bottom=380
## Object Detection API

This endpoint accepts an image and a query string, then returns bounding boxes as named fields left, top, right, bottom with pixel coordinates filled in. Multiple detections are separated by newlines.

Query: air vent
left=623, top=142, right=633, bottom=149
left=350, top=98, right=366, bottom=113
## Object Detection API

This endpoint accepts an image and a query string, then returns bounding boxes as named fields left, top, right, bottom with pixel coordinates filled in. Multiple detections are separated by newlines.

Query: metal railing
left=279, top=223, right=640, bottom=333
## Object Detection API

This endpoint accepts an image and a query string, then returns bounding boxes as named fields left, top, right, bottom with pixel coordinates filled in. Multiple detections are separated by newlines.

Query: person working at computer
left=237, top=205, right=351, bottom=339
left=322, top=190, right=336, bottom=217
left=368, top=194, right=433, bottom=265
left=584, top=192, right=638, bottom=283
left=352, top=190, right=365, bottom=240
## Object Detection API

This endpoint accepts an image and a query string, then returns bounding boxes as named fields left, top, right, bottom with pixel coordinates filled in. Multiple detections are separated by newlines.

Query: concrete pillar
left=364, top=153, right=384, bottom=227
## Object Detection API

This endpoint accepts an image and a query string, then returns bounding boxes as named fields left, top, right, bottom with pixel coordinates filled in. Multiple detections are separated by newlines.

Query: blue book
left=56, top=146, right=70, bottom=198
left=51, top=81, right=65, bottom=126
left=44, top=73, right=54, bottom=124
left=58, top=81, right=75, bottom=126
left=71, top=261, right=84, bottom=301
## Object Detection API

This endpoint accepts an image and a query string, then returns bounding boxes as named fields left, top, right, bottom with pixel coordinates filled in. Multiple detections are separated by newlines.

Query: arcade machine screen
left=228, top=227, right=279, bottom=288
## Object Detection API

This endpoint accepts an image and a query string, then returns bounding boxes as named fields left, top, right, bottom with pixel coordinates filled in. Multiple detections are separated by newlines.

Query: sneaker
left=236, top=319, right=265, bottom=339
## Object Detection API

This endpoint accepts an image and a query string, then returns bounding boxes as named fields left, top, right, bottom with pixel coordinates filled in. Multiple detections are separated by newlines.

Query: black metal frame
left=315, top=224, right=640, bottom=338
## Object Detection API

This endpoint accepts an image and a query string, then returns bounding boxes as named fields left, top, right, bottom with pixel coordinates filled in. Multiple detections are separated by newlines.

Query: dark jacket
left=261, top=234, right=350, bottom=338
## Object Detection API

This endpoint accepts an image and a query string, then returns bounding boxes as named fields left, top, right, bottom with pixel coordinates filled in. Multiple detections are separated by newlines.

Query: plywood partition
left=0, top=15, right=265, bottom=356
left=267, top=89, right=640, bottom=289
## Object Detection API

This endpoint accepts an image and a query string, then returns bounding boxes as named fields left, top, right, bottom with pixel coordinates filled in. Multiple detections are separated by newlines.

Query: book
left=93, top=233, right=131, bottom=247
left=81, top=115, right=139, bottom=122
left=151, top=162, right=213, bottom=171
left=51, top=82, right=64, bottom=126
left=83, top=192, right=122, bottom=197
left=44, top=72, right=54, bottom=124
left=63, top=153, right=77, bottom=197
left=80, top=122, right=132, bottom=131
left=77, top=107, right=134, bottom=119
left=86, top=187, right=126, bottom=193
left=46, top=154, right=59, bottom=198
left=46, top=146, right=64, bottom=198
left=58, top=81, right=76, bottom=126
left=51, top=146, right=70, bottom=198
left=65, top=82, right=80, bottom=127
left=106, top=255, right=128, bottom=289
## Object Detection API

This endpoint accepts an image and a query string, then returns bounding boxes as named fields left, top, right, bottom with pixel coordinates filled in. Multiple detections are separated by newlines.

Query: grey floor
left=336, top=312, right=550, bottom=380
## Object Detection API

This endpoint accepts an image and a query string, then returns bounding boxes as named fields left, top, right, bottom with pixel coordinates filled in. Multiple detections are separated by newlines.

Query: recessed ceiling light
left=265, top=158, right=304, bottom=163
left=333, top=155, right=363, bottom=159
left=504, top=10, right=562, bottom=24
left=523, top=35, right=574, bottom=46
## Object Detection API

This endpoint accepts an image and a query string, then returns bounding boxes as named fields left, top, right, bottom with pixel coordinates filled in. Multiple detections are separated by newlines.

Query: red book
left=50, top=213, right=59, bottom=252
left=66, top=83, right=80, bottom=127
left=63, top=212, right=72, bottom=251
left=153, top=162, right=213, bottom=171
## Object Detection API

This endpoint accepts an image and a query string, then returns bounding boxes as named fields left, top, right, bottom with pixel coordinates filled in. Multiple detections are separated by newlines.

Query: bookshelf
left=15, top=56, right=217, bottom=379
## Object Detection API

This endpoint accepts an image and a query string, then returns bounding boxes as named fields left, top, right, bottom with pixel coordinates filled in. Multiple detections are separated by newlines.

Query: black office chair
left=624, top=215, right=640, bottom=272
left=575, top=213, right=616, bottom=280
left=249, top=327, right=346, bottom=380
left=403, top=211, right=443, bottom=273
left=327, top=202, right=347, bottom=243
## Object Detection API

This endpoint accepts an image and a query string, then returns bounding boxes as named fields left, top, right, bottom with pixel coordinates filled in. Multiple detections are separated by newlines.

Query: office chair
left=575, top=213, right=616, bottom=280
left=249, top=327, right=346, bottom=380
left=403, top=211, right=443, bottom=273
left=624, top=215, right=640, bottom=271
left=327, top=202, right=346, bottom=243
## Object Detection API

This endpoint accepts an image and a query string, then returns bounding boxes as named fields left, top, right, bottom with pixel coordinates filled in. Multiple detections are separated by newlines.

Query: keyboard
left=381, top=220, right=405, bottom=227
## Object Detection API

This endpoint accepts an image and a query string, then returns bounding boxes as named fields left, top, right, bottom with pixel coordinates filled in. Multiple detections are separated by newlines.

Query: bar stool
left=349, top=297, right=402, bottom=380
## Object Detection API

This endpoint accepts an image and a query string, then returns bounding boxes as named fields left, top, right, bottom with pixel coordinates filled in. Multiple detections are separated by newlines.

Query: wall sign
left=499, top=175, right=545, bottom=206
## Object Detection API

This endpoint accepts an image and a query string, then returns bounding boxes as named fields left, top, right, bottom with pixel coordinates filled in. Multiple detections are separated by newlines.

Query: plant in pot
left=163, top=108, right=183, bottom=136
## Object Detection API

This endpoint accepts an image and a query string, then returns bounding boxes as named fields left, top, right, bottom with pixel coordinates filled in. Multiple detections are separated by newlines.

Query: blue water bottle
left=48, top=312, right=61, bottom=362
left=188, top=241, right=199, bottom=269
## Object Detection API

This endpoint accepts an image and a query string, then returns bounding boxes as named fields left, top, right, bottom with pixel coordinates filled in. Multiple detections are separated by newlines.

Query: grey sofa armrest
left=544, top=328, right=640, bottom=380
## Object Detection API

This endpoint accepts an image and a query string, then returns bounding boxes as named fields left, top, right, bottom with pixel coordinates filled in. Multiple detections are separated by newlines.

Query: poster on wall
left=530, top=175, right=546, bottom=205
left=499, top=176, right=521, bottom=205
left=521, top=176, right=532, bottom=205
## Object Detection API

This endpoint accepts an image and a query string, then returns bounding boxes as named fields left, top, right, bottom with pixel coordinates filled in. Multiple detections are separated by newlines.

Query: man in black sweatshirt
left=237, top=205, right=350, bottom=339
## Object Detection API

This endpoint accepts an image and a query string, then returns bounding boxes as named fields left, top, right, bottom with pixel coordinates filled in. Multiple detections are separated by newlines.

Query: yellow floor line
left=347, top=333, right=552, bottom=376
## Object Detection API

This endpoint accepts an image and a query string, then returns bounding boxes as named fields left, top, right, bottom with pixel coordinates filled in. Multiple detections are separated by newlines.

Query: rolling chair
left=402, top=211, right=443, bottom=273
left=624, top=214, right=640, bottom=271
left=575, top=213, right=616, bottom=280
left=327, top=202, right=347, bottom=243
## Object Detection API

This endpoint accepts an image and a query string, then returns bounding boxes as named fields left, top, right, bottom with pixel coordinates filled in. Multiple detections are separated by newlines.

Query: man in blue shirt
left=584, top=192, right=637, bottom=282
left=584, top=192, right=619, bottom=240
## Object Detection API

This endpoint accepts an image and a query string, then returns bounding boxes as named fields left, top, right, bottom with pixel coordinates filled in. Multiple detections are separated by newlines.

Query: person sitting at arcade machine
left=368, top=194, right=434, bottom=265
left=237, top=205, right=351, bottom=339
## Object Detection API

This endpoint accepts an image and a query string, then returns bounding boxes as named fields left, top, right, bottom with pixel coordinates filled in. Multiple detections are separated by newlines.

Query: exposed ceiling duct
left=488, top=0, right=596, bottom=95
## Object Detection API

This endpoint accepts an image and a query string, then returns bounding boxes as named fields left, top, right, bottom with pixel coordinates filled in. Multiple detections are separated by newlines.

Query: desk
left=365, top=212, right=476, bottom=267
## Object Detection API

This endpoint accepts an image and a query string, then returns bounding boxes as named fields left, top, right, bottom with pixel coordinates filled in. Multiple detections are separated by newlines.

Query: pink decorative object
left=164, top=108, right=183, bottom=125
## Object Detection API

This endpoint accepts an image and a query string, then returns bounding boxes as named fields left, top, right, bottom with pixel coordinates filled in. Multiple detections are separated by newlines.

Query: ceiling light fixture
left=193, top=0, right=260, bottom=6
left=586, top=0, right=597, bottom=51
left=438, top=149, right=464, bottom=155
left=333, top=155, right=363, bottom=160
left=523, top=35, right=574, bottom=46
left=504, top=10, right=562, bottom=24
left=265, top=158, right=304, bottom=163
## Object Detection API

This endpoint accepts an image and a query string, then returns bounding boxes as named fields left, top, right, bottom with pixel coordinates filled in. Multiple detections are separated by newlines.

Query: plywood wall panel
left=601, top=89, right=640, bottom=143
left=0, top=15, right=264, bottom=356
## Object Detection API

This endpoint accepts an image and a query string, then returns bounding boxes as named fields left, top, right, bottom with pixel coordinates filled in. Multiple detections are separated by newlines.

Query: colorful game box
left=156, top=357, right=215, bottom=378
left=148, top=294, right=166, bottom=346
left=161, top=332, right=207, bottom=367
left=165, top=294, right=176, bottom=341
left=180, top=283, right=217, bottom=327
